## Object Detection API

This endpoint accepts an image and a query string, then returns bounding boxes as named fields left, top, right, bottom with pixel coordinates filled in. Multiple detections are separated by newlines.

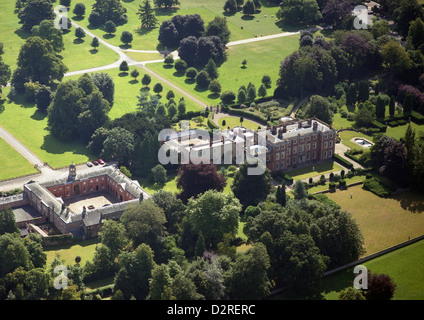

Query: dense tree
left=18, top=0, right=55, bottom=32
left=178, top=36, right=198, bottom=65
left=205, top=58, right=218, bottom=80
left=176, top=164, right=226, bottom=203
left=98, top=220, right=128, bottom=260
left=149, top=264, right=173, bottom=300
left=73, top=3, right=86, bottom=17
left=91, top=37, right=100, bottom=50
left=375, top=96, right=386, bottom=120
left=31, top=20, right=65, bottom=53
left=0, top=43, right=11, bottom=93
left=186, top=190, right=241, bottom=247
left=104, top=20, right=117, bottom=35
left=0, top=233, right=33, bottom=277
left=34, top=85, right=52, bottom=113
left=305, top=95, right=334, bottom=125
left=14, top=37, right=67, bottom=85
left=195, top=70, right=211, bottom=88
left=120, top=200, right=167, bottom=249
left=364, top=270, right=396, bottom=300
left=101, top=127, right=135, bottom=162
left=338, top=287, right=366, bottom=300
left=158, top=20, right=180, bottom=47
left=91, top=0, right=128, bottom=25
left=75, top=27, right=86, bottom=40
left=242, top=0, right=255, bottom=16
left=357, top=80, right=370, bottom=102
left=205, top=16, right=231, bottom=44
left=277, top=0, right=322, bottom=25
left=47, top=81, right=85, bottom=141
left=91, top=72, right=115, bottom=104
left=381, top=40, right=412, bottom=81
left=154, top=0, right=181, bottom=9
left=393, top=0, right=424, bottom=36
left=114, top=243, right=155, bottom=300
left=227, top=243, right=271, bottom=299
left=119, top=60, right=129, bottom=73
left=223, top=0, right=237, bottom=14
left=321, top=0, right=351, bottom=28
left=120, top=31, right=133, bottom=45
left=137, top=0, right=158, bottom=28
left=231, top=162, right=272, bottom=208
left=0, top=208, right=19, bottom=235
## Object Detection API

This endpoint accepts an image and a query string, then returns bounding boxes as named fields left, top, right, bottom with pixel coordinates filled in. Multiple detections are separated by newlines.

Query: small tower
left=69, top=163, right=76, bottom=180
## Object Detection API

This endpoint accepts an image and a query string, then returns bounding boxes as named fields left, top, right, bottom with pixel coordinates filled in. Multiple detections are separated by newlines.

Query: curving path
left=0, top=12, right=324, bottom=190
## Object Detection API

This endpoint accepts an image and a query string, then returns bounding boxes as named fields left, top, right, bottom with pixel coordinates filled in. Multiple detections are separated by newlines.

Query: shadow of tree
left=31, top=109, right=47, bottom=121
left=73, top=38, right=85, bottom=45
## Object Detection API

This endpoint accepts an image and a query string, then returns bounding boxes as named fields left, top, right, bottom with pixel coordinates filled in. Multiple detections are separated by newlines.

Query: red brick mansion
left=259, top=117, right=337, bottom=172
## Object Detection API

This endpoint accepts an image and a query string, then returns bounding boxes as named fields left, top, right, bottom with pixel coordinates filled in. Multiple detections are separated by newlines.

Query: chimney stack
left=278, top=129, right=283, bottom=139
left=298, top=121, right=302, bottom=128
left=313, top=121, right=318, bottom=131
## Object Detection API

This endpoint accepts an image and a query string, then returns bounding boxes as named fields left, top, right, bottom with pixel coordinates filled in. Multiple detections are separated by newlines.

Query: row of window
left=273, top=132, right=334, bottom=149
left=273, top=150, right=333, bottom=171
left=275, top=141, right=333, bottom=161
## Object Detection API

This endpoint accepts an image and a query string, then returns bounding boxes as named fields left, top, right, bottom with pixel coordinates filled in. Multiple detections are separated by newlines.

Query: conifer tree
left=137, top=0, right=158, bottom=28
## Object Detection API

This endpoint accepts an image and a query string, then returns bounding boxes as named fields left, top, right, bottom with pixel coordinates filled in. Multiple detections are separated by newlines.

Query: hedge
left=411, top=111, right=424, bottom=124
left=207, top=113, right=220, bottom=130
left=333, top=154, right=353, bottom=169
left=344, top=152, right=367, bottom=168
left=371, top=120, right=387, bottom=132
left=362, top=177, right=392, bottom=197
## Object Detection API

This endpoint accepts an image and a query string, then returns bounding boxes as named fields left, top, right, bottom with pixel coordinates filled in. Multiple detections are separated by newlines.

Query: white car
left=86, top=162, right=93, bottom=167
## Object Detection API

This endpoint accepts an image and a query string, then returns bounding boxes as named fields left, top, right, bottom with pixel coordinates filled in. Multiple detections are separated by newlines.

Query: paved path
left=226, top=26, right=322, bottom=47
left=0, top=13, right=325, bottom=191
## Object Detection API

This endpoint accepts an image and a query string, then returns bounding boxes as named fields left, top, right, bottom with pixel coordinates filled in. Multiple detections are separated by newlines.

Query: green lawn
left=67, top=67, right=203, bottom=120
left=322, top=239, right=424, bottom=300
left=385, top=122, right=424, bottom=141
left=218, top=116, right=260, bottom=130
left=0, top=136, right=38, bottom=181
left=308, top=175, right=366, bottom=194
left=285, top=161, right=344, bottom=181
left=148, top=34, right=300, bottom=106
left=68, top=0, right=294, bottom=51
left=338, top=130, right=374, bottom=151
left=0, top=88, right=95, bottom=169
left=327, top=185, right=424, bottom=256
left=0, top=0, right=117, bottom=73
left=45, top=238, right=100, bottom=267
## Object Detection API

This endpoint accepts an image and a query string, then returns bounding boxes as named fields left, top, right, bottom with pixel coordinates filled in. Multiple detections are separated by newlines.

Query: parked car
left=93, top=160, right=99, bottom=166
left=97, top=159, right=105, bottom=165
left=86, top=162, right=93, bottom=167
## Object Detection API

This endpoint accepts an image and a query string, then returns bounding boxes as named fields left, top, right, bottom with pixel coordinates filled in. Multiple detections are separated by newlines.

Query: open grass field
left=0, top=136, right=38, bottom=181
left=285, top=161, right=344, bottom=181
left=67, top=66, right=203, bottom=120
left=307, top=175, right=366, bottom=194
left=321, top=239, right=424, bottom=300
left=67, top=0, right=295, bottom=51
left=0, top=1, right=118, bottom=73
left=148, top=33, right=300, bottom=106
left=45, top=238, right=100, bottom=267
left=218, top=116, right=260, bottom=130
left=0, top=88, right=95, bottom=169
left=385, top=122, right=424, bottom=141
left=327, top=185, right=424, bottom=256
